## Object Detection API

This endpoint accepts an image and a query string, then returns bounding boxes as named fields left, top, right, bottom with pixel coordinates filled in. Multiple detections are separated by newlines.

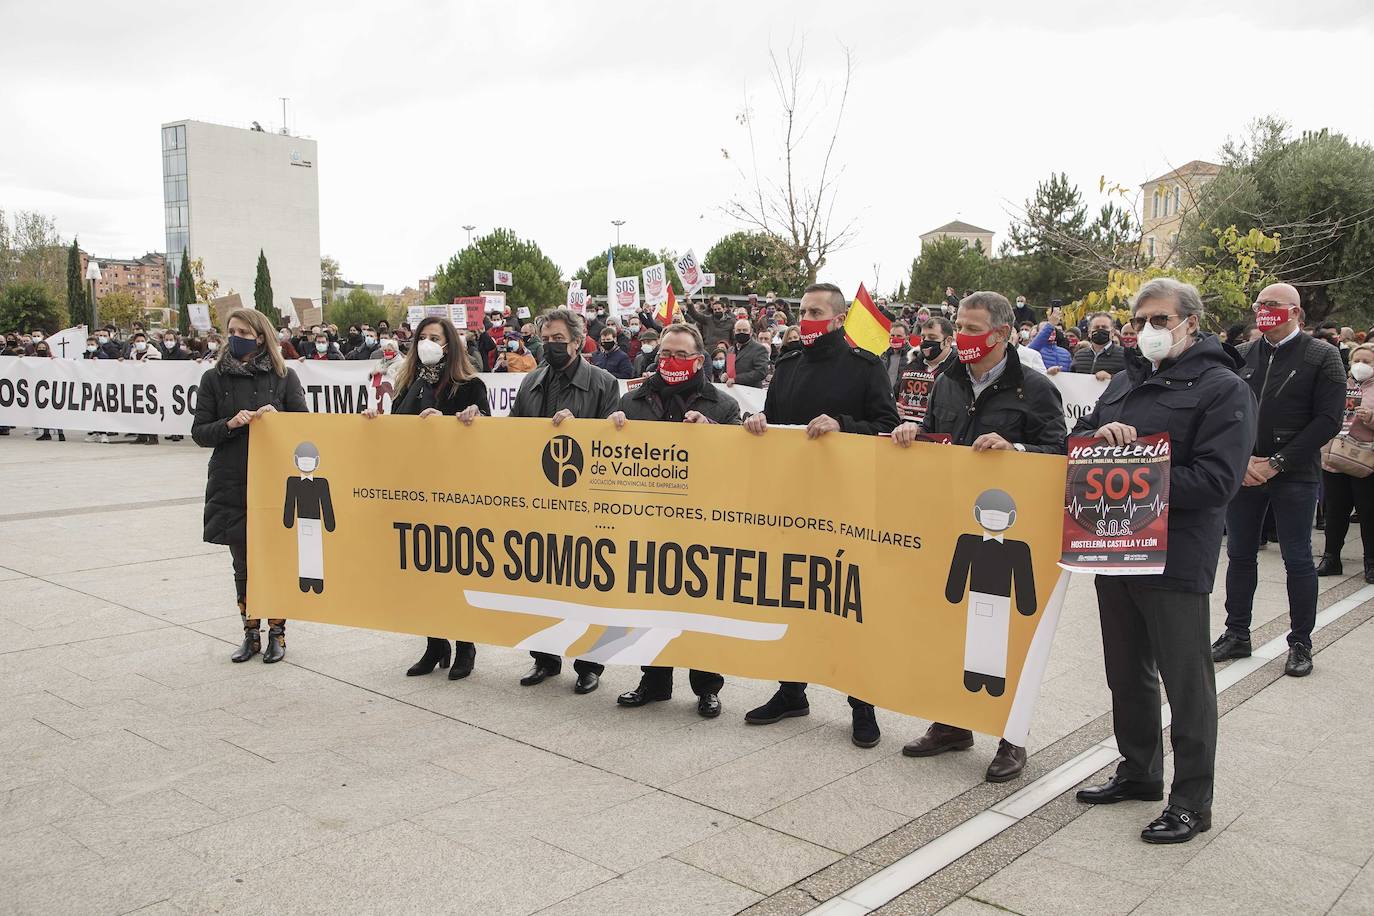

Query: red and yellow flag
left=655, top=283, right=678, bottom=326
left=843, top=283, right=892, bottom=356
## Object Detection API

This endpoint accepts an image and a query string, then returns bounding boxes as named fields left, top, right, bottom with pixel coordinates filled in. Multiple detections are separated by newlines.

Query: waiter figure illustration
left=283, top=442, right=335, bottom=594
left=944, top=488, right=1037, bottom=697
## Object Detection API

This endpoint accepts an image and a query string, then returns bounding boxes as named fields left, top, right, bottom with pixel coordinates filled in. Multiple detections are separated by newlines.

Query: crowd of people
left=3, top=278, right=1364, bottom=846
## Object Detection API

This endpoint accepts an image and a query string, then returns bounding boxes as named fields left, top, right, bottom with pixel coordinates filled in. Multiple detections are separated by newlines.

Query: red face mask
left=799, top=318, right=832, bottom=346
left=1255, top=304, right=1292, bottom=331
left=890, top=336, right=907, bottom=349
left=955, top=329, right=997, bottom=364
left=657, top=355, right=699, bottom=385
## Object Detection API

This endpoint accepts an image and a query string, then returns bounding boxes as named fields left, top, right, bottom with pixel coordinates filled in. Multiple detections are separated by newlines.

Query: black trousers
left=1322, top=469, right=1374, bottom=563
left=638, top=666, right=723, bottom=698
left=780, top=681, right=872, bottom=713
left=1095, top=577, right=1215, bottom=813
left=530, top=651, right=603, bottom=677
left=229, top=541, right=283, bottom=626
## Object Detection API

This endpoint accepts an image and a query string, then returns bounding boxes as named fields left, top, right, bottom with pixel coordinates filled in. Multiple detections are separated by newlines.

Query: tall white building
left=161, top=119, right=320, bottom=317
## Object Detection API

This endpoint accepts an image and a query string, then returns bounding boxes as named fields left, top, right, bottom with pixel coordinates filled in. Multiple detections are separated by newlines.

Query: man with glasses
left=1212, top=283, right=1345, bottom=677
left=1071, top=278, right=1255, bottom=843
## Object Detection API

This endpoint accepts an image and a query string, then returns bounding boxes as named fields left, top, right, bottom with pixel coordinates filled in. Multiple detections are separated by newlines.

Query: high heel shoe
left=449, top=641, right=475, bottom=680
left=406, top=637, right=451, bottom=676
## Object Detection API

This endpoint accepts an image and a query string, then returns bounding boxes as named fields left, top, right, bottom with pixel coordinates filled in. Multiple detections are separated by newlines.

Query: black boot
left=1366, top=560, right=1374, bottom=584
left=36, top=431, right=51, bottom=441
left=1316, top=554, right=1343, bottom=576
left=263, top=623, right=286, bottom=664
left=406, top=637, right=450, bottom=676
left=57, top=431, right=65, bottom=442
left=448, top=642, right=475, bottom=680
left=231, top=603, right=260, bottom=663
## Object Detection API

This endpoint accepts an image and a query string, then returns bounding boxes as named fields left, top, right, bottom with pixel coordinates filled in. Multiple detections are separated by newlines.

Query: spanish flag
left=843, top=283, right=892, bottom=356
left=655, top=283, right=678, bottom=326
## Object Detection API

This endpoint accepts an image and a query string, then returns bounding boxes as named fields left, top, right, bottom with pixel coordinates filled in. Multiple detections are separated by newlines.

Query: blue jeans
left=1224, top=478, right=1319, bottom=648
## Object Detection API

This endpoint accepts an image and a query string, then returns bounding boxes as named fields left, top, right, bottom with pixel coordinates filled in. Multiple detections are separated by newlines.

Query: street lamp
left=611, top=219, right=626, bottom=246
left=85, top=260, right=102, bottom=329
left=462, top=225, right=476, bottom=246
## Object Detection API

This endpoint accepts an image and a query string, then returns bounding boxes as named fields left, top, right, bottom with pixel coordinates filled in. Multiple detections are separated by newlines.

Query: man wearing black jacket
left=1213, top=284, right=1346, bottom=677
left=1069, top=278, right=1256, bottom=844
left=742, top=282, right=899, bottom=748
left=892, top=291, right=1065, bottom=783
left=1071, top=312, right=1127, bottom=380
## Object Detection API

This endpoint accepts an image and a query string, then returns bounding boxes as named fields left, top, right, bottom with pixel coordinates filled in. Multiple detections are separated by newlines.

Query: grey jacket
left=729, top=339, right=771, bottom=387
left=510, top=355, right=620, bottom=419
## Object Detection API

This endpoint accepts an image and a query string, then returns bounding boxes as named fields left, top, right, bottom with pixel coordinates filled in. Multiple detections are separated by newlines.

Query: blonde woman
left=192, top=308, right=308, bottom=664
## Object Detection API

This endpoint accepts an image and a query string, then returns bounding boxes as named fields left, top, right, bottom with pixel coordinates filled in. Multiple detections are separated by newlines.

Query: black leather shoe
left=1285, top=644, right=1313, bottom=677
left=448, top=642, right=475, bottom=680
left=230, top=628, right=260, bottom=663
left=851, top=705, right=881, bottom=748
left=574, top=672, right=599, bottom=694
left=1076, top=774, right=1165, bottom=805
left=1365, top=561, right=1374, bottom=584
left=1141, top=805, right=1210, bottom=844
left=744, top=691, right=810, bottom=724
left=406, top=637, right=450, bottom=677
left=697, top=694, right=721, bottom=718
left=902, top=722, right=974, bottom=757
left=520, top=664, right=559, bottom=686
left=985, top=740, right=1026, bottom=782
left=617, top=687, right=670, bottom=707
left=1210, top=632, right=1252, bottom=662
left=1316, top=554, right=1343, bottom=577
left=262, top=624, right=285, bottom=664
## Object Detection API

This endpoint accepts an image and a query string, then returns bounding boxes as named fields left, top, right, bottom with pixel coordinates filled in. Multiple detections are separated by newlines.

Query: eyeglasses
left=1128, top=314, right=1182, bottom=331
left=1253, top=300, right=1293, bottom=311
left=658, top=350, right=697, bottom=360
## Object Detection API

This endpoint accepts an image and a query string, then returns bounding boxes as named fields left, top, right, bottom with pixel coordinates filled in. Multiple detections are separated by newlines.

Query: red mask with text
left=1254, top=305, right=1292, bottom=331
left=890, top=335, right=907, bottom=349
left=955, top=329, right=997, bottom=364
left=799, top=318, right=832, bottom=347
left=657, top=355, right=699, bottom=385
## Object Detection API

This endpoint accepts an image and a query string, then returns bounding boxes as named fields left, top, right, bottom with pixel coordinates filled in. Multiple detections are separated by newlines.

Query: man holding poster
left=1070, top=278, right=1255, bottom=844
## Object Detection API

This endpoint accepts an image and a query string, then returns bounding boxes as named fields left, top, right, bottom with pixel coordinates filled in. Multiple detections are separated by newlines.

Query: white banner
left=674, top=250, right=705, bottom=298
left=1050, top=371, right=1110, bottom=431
left=493, top=269, right=513, bottom=286
left=612, top=276, right=640, bottom=316
left=0, top=356, right=766, bottom=435
left=42, top=326, right=88, bottom=359
left=642, top=264, right=668, bottom=306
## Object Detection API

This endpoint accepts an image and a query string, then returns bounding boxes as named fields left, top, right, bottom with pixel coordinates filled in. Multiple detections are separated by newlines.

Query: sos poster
left=1060, top=433, right=1171, bottom=575
left=895, top=368, right=935, bottom=424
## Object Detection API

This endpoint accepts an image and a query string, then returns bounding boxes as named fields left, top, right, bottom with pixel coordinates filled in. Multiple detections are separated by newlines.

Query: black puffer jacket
left=192, top=352, right=308, bottom=545
left=1073, top=334, right=1257, bottom=593
left=616, top=372, right=741, bottom=425
left=920, top=347, right=1066, bottom=453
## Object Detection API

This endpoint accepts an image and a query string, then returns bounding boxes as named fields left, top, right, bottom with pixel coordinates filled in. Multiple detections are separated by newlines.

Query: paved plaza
left=1, top=434, right=1371, bottom=916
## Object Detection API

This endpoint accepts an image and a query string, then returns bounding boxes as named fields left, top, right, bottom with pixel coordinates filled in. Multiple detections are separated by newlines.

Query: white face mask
left=1137, top=318, right=1187, bottom=363
left=417, top=339, right=444, bottom=366
left=1353, top=362, right=1374, bottom=382
left=297, top=457, right=318, bottom=474
left=978, top=509, right=1012, bottom=532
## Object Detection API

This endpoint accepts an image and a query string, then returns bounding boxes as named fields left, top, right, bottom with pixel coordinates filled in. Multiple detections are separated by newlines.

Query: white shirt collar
left=1267, top=326, right=1301, bottom=349
left=982, top=532, right=1005, bottom=543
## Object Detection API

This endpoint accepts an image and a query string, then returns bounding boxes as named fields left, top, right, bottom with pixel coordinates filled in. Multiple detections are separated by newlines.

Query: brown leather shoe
left=985, top=739, right=1026, bottom=782
left=902, top=722, right=975, bottom=757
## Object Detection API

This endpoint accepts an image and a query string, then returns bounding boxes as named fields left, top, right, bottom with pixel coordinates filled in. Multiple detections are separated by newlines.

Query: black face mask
left=920, top=339, right=943, bottom=359
left=781, top=340, right=803, bottom=354
left=734, top=332, right=751, bottom=347
left=544, top=341, right=572, bottom=369
left=600, top=339, right=616, bottom=351
left=522, top=334, right=532, bottom=343
left=1090, top=329, right=1111, bottom=345
left=349, top=331, right=361, bottom=342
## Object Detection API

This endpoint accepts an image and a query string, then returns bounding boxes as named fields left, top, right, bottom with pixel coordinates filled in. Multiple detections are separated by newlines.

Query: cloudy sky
left=3, top=0, right=1372, bottom=296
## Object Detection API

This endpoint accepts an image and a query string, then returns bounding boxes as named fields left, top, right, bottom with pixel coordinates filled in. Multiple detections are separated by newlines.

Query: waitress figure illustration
left=283, top=442, right=336, bottom=594
left=944, top=489, right=1038, bottom=697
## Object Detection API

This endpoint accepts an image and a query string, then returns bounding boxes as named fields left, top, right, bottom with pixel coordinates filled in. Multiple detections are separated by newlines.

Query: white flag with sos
left=642, top=264, right=668, bottom=306
left=674, top=250, right=705, bottom=297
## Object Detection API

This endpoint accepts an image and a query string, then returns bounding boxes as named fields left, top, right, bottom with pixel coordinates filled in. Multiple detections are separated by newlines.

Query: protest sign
left=642, top=264, right=668, bottom=306
left=493, top=270, right=513, bottom=287
left=613, top=276, right=640, bottom=316
left=674, top=250, right=705, bottom=298
left=894, top=368, right=935, bottom=424
left=406, top=306, right=426, bottom=327
left=482, top=292, right=506, bottom=313
left=1051, top=371, right=1109, bottom=431
left=41, top=326, right=87, bottom=359
left=188, top=304, right=212, bottom=331
left=1060, top=433, right=1171, bottom=575
left=290, top=298, right=314, bottom=327
left=702, top=272, right=716, bottom=288
left=451, top=298, right=486, bottom=330
left=568, top=279, right=582, bottom=290
left=211, top=293, right=242, bottom=329
left=567, top=288, right=589, bottom=313
left=517, top=307, right=531, bottom=320
left=248, top=414, right=1070, bottom=742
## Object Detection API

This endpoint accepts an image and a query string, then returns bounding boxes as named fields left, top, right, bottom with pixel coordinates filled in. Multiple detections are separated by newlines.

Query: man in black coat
left=1069, top=277, right=1256, bottom=845
left=1213, top=283, right=1346, bottom=677
left=608, top=323, right=739, bottom=718
left=1071, top=312, right=1127, bottom=379
left=741, top=282, right=899, bottom=749
left=893, top=291, right=1065, bottom=783
left=726, top=317, right=770, bottom=387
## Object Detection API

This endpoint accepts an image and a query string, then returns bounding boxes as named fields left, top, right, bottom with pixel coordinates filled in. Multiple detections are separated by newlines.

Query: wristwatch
left=1013, top=443, right=1027, bottom=453
left=1268, top=454, right=1286, bottom=473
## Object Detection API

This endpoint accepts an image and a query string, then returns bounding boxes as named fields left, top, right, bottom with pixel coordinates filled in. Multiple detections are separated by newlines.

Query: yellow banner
left=247, top=414, right=1071, bottom=739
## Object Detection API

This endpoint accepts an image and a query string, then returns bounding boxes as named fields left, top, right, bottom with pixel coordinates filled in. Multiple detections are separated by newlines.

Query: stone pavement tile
left=593, top=710, right=814, bottom=788
left=288, top=759, right=489, bottom=836
left=49, top=726, right=230, bottom=805
left=52, top=786, right=225, bottom=857
left=168, top=849, right=373, bottom=916
left=536, top=789, right=738, bottom=873
left=856, top=801, right=983, bottom=868
left=1031, top=801, right=1215, bottom=887
left=668, top=725, right=888, bottom=819
left=9, top=838, right=226, bottom=916
left=0, top=776, right=109, bottom=837
left=1131, top=880, right=1298, bottom=916
left=794, top=854, right=882, bottom=900
left=755, top=778, right=912, bottom=853
left=0, top=715, right=76, bottom=779
left=0, top=823, right=101, bottom=889
left=48, top=554, right=238, bottom=626
left=829, top=747, right=991, bottom=819
left=967, top=850, right=1155, bottom=916
left=43, top=672, right=172, bottom=714
left=427, top=728, right=574, bottom=793
left=0, top=565, right=27, bottom=581
left=926, top=899, right=1009, bottom=916
left=1225, top=780, right=1374, bottom=867
left=0, top=506, right=216, bottom=577
left=673, top=820, right=841, bottom=895
left=1331, top=861, right=1374, bottom=916
left=1165, top=831, right=1359, bottom=914
left=537, top=857, right=760, bottom=916
left=173, top=803, right=349, bottom=873
left=170, top=748, right=358, bottom=817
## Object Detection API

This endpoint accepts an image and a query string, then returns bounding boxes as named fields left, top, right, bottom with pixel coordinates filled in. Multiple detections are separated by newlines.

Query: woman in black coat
left=192, top=308, right=308, bottom=664
left=364, top=316, right=490, bottom=680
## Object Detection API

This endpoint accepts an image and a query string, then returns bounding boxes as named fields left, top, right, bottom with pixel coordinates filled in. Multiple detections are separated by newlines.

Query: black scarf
left=644, top=368, right=706, bottom=422
left=417, top=360, right=445, bottom=386
left=217, top=349, right=276, bottom=377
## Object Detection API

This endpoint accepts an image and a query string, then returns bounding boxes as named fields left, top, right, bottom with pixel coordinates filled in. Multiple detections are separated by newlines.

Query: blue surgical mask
left=712, top=358, right=725, bottom=370
left=228, top=335, right=257, bottom=359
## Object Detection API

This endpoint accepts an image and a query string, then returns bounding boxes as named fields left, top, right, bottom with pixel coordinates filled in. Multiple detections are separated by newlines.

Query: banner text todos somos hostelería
left=249, top=413, right=1072, bottom=742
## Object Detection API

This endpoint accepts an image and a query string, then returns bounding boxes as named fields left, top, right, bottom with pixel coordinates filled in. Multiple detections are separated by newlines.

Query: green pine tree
left=176, top=253, right=196, bottom=334
left=253, top=249, right=279, bottom=325
left=66, top=237, right=88, bottom=327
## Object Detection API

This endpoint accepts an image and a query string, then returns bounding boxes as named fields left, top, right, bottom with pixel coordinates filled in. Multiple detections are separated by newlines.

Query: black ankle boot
left=406, top=637, right=451, bottom=676
left=231, top=626, right=260, bottom=662
left=1316, top=554, right=1343, bottom=576
left=449, top=641, right=475, bottom=680
left=1365, top=560, right=1374, bottom=584
left=263, top=624, right=286, bottom=664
